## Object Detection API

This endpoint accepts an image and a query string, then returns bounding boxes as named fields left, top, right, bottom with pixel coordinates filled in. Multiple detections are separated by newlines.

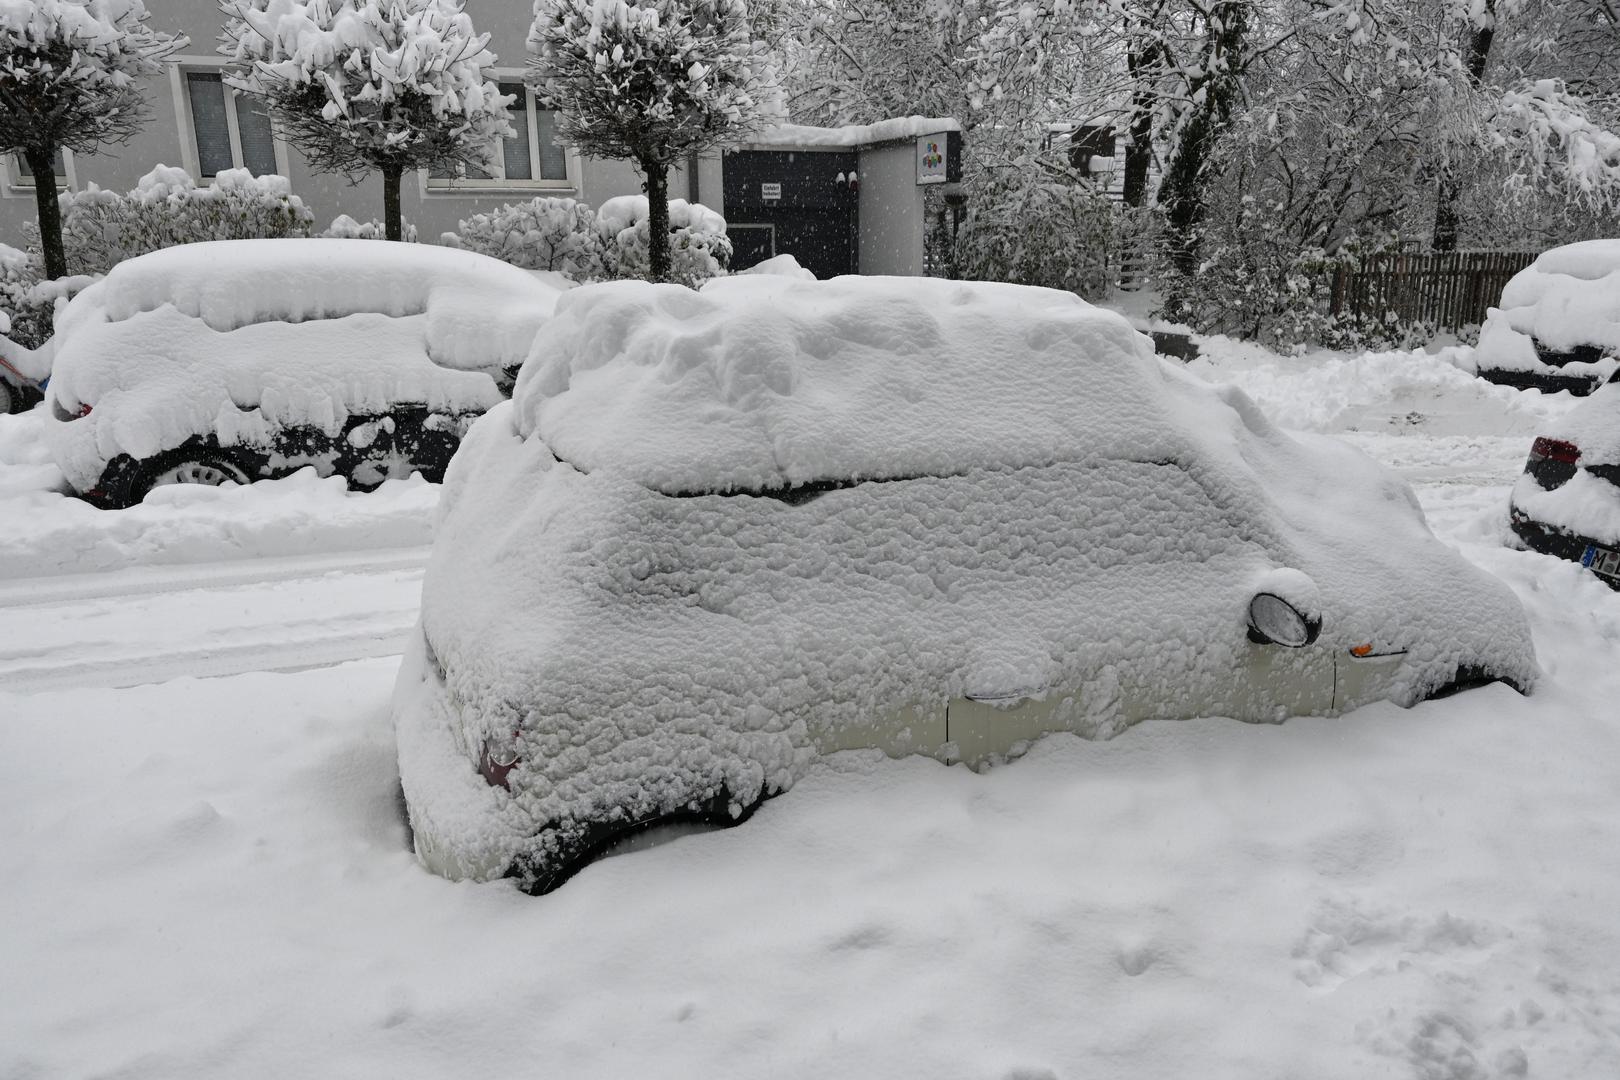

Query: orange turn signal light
left=1350, top=643, right=1374, bottom=657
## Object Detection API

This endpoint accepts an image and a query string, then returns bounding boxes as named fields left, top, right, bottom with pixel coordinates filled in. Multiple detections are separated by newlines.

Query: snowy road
left=0, top=547, right=426, bottom=692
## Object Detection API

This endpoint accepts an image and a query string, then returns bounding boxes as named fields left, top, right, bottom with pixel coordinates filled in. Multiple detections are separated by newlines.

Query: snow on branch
left=1491, top=78, right=1620, bottom=213
left=218, top=0, right=514, bottom=180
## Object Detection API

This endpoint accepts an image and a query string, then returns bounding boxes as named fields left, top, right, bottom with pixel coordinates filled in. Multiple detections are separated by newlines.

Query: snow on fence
left=1330, top=250, right=1539, bottom=333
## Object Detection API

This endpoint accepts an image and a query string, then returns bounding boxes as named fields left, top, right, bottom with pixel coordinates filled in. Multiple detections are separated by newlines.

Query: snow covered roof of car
left=513, top=275, right=1205, bottom=493
left=1493, top=239, right=1620, bottom=353
left=62, top=238, right=561, bottom=374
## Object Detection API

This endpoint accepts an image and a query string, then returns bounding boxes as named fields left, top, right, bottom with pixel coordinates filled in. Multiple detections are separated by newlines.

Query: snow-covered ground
left=3, top=337, right=1619, bottom=1079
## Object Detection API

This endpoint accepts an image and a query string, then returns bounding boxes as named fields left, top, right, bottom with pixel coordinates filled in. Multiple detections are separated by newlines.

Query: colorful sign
left=916, top=135, right=949, bottom=184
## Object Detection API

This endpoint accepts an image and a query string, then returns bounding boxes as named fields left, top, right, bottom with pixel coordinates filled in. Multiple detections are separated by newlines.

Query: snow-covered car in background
left=1469, top=240, right=1620, bottom=395
left=43, top=239, right=562, bottom=508
left=1509, top=381, right=1620, bottom=588
left=394, top=276, right=1538, bottom=895
left=1, top=353, right=44, bottom=415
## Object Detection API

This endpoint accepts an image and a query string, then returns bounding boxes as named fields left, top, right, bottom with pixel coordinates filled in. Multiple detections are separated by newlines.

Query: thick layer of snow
left=408, top=280, right=1535, bottom=882
left=739, top=252, right=816, bottom=279
left=754, top=115, right=961, bottom=147
left=1473, top=240, right=1620, bottom=377
left=43, top=240, right=561, bottom=492
left=5, top=330, right=1620, bottom=1079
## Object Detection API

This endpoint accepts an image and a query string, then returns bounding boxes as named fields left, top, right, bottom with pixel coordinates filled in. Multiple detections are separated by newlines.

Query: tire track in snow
left=0, top=548, right=427, bottom=692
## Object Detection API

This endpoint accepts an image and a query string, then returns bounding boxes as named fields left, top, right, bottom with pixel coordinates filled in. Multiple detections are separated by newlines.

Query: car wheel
left=514, top=785, right=767, bottom=896
left=132, top=449, right=254, bottom=502
left=0, top=381, right=14, bottom=416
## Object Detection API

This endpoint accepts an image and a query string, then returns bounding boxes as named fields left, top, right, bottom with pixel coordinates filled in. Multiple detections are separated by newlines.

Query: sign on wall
left=915, top=131, right=963, bottom=185
left=760, top=182, right=782, bottom=200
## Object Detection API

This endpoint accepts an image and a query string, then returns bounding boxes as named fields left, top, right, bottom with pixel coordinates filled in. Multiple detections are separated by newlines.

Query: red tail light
left=1530, top=437, right=1580, bottom=464
left=77, top=403, right=93, bottom=418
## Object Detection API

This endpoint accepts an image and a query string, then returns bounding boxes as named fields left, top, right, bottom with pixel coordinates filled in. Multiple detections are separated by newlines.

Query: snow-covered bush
left=46, top=166, right=315, bottom=276
left=0, top=0, right=184, bottom=278
left=0, top=243, right=96, bottom=351
left=441, top=197, right=603, bottom=278
left=955, top=165, right=1123, bottom=300
left=320, top=215, right=418, bottom=242
left=219, top=0, right=512, bottom=242
left=595, top=195, right=732, bottom=288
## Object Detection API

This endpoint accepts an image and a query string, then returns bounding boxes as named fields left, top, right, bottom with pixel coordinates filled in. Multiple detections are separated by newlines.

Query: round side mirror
left=1248, top=592, right=1322, bottom=648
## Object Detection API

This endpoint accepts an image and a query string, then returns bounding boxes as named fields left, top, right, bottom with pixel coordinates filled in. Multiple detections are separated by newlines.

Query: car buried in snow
left=1509, top=380, right=1620, bottom=589
left=1470, top=240, right=1620, bottom=396
left=42, top=239, right=564, bottom=508
left=393, top=275, right=1539, bottom=896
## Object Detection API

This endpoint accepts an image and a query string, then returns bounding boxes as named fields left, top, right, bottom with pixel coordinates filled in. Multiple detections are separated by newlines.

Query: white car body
left=395, top=276, right=1537, bottom=892
left=1471, top=240, right=1620, bottom=393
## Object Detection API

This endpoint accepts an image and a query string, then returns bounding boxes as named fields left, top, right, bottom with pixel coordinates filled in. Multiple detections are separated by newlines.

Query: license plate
left=1581, top=543, right=1620, bottom=579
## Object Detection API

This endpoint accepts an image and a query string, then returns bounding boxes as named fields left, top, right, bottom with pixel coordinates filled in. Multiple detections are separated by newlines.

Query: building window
left=183, top=70, right=278, bottom=177
left=6, top=149, right=70, bottom=191
left=429, top=82, right=571, bottom=190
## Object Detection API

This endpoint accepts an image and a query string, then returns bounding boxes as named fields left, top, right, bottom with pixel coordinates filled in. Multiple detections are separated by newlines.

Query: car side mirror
left=1248, top=592, right=1322, bottom=647
left=1246, top=567, right=1323, bottom=647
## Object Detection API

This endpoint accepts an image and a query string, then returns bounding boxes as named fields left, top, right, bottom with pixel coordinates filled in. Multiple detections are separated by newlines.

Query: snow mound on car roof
left=515, top=276, right=1180, bottom=491
left=1474, top=240, right=1620, bottom=377
left=79, top=239, right=559, bottom=373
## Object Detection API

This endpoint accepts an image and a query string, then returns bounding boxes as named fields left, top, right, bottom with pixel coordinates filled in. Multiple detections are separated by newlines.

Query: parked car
left=1509, top=380, right=1620, bottom=588
left=394, top=276, right=1538, bottom=895
left=1471, top=240, right=1620, bottom=395
left=43, top=239, right=563, bottom=508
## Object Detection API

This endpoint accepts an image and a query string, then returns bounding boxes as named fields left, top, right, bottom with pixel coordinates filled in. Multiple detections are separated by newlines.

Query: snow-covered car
left=1470, top=240, right=1620, bottom=395
left=43, top=239, right=562, bottom=508
left=393, top=276, right=1538, bottom=895
left=1509, top=381, right=1620, bottom=587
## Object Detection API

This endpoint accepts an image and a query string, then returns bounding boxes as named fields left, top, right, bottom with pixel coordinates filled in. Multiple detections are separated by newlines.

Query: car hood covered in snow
left=45, top=239, right=562, bottom=492
left=397, top=276, right=1537, bottom=881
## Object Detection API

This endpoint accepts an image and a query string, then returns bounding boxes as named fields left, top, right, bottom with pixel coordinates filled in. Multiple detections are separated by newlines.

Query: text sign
left=761, top=182, right=782, bottom=200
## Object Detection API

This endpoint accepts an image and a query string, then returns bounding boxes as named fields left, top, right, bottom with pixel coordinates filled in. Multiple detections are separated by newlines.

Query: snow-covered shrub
left=595, top=195, right=732, bottom=288
left=0, top=244, right=97, bottom=351
left=441, top=198, right=603, bottom=279
left=50, top=165, right=315, bottom=275
left=320, top=215, right=418, bottom=242
left=955, top=165, right=1123, bottom=300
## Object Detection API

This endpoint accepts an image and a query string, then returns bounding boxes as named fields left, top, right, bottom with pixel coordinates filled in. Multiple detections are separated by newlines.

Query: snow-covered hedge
left=440, top=195, right=730, bottom=286
left=320, top=214, right=419, bottom=242
left=440, top=197, right=604, bottom=279
left=50, top=166, right=316, bottom=276
left=596, top=196, right=733, bottom=288
left=0, top=244, right=95, bottom=354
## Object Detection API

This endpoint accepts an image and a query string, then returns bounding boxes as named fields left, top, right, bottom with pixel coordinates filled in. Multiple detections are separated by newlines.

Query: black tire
left=512, top=785, right=767, bottom=896
left=0, top=380, right=13, bottom=416
left=125, top=446, right=258, bottom=506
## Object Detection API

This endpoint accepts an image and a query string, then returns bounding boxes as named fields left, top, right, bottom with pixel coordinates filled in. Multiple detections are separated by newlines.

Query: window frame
left=168, top=56, right=292, bottom=182
left=423, top=76, right=579, bottom=196
left=2, top=149, right=75, bottom=199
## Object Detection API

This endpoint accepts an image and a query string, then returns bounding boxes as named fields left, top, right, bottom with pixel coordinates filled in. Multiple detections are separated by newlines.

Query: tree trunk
left=1157, top=1, right=1247, bottom=281
left=25, top=144, right=67, bottom=281
left=1122, top=42, right=1160, bottom=209
left=383, top=164, right=403, bottom=243
left=1432, top=5, right=1495, bottom=251
left=644, top=161, right=671, bottom=284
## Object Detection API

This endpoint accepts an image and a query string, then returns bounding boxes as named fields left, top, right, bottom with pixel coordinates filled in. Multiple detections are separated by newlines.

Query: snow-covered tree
left=218, top=0, right=514, bottom=242
left=0, top=0, right=183, bottom=279
left=528, top=0, right=780, bottom=283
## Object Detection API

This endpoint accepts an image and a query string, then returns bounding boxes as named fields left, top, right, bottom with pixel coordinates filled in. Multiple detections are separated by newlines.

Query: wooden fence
left=1330, top=251, right=1538, bottom=332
